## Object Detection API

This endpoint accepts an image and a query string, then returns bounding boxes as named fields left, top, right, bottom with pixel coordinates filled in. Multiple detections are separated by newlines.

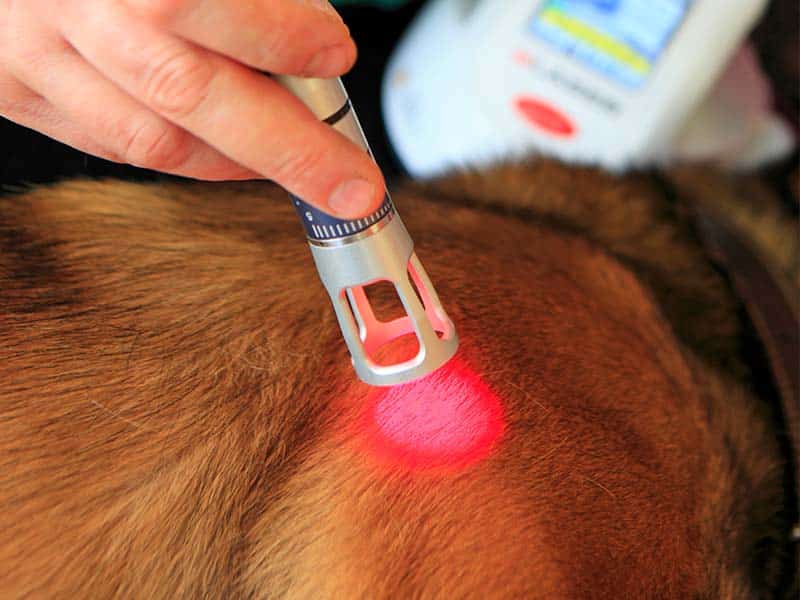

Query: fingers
left=0, top=74, right=117, bottom=161
left=3, top=0, right=382, bottom=216
left=55, top=1, right=385, bottom=217
left=3, top=9, right=259, bottom=181
left=125, top=0, right=357, bottom=77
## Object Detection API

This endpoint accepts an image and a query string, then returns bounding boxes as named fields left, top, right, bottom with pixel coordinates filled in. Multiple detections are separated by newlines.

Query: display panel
left=529, top=0, right=690, bottom=88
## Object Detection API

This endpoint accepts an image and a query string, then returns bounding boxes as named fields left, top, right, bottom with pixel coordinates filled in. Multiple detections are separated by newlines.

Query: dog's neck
left=692, top=202, right=799, bottom=541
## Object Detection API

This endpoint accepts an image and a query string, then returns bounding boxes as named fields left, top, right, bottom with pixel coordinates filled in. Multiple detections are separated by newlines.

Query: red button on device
left=514, top=96, right=576, bottom=137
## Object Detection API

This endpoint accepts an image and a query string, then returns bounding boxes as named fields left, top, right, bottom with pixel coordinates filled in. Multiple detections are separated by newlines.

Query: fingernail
left=304, top=44, right=351, bottom=77
left=328, top=178, right=377, bottom=218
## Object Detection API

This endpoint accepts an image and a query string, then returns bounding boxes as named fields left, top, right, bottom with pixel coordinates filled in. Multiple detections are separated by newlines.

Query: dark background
left=0, top=0, right=796, bottom=189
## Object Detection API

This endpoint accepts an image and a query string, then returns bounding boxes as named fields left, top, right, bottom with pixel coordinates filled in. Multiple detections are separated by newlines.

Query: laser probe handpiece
left=275, top=76, right=458, bottom=387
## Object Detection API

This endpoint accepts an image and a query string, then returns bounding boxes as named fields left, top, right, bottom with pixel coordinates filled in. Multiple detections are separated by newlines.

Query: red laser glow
left=362, top=359, right=504, bottom=471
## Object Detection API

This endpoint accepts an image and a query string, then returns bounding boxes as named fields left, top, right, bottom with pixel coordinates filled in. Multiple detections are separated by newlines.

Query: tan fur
left=0, top=162, right=793, bottom=598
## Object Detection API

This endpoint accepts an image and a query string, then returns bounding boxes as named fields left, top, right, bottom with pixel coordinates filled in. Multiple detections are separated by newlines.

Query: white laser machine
left=383, top=0, right=772, bottom=177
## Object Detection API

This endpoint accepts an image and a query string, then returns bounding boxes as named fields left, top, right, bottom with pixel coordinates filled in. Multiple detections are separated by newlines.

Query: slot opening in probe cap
left=341, top=254, right=455, bottom=372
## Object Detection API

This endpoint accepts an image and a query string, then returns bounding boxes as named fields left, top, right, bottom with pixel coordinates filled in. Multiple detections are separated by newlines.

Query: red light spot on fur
left=363, top=360, right=504, bottom=471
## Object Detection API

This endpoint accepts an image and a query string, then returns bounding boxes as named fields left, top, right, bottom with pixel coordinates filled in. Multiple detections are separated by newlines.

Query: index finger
left=57, top=1, right=385, bottom=218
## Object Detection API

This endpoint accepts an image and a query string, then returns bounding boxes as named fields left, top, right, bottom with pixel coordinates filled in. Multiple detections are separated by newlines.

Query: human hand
left=0, top=0, right=384, bottom=218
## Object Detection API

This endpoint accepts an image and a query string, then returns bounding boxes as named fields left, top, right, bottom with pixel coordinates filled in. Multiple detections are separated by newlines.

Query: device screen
left=529, top=0, right=691, bottom=88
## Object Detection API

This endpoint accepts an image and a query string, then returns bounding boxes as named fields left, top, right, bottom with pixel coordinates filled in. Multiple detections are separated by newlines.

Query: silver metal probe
left=275, top=76, right=458, bottom=386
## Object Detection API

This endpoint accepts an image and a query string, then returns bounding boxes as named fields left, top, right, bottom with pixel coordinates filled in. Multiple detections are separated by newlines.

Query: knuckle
left=121, top=118, right=190, bottom=170
left=268, top=143, right=329, bottom=186
left=142, top=46, right=213, bottom=118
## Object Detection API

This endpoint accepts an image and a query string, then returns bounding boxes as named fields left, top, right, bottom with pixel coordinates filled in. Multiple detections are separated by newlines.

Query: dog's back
left=0, top=163, right=792, bottom=598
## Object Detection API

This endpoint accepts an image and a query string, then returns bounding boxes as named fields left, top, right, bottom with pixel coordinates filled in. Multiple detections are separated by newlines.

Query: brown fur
left=0, top=161, right=794, bottom=598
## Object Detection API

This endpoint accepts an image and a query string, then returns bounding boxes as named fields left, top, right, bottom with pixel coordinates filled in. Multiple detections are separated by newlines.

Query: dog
left=0, top=159, right=796, bottom=598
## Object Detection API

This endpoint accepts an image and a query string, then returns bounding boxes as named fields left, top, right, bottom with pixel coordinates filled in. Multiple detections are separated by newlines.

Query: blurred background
left=0, top=0, right=796, bottom=190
